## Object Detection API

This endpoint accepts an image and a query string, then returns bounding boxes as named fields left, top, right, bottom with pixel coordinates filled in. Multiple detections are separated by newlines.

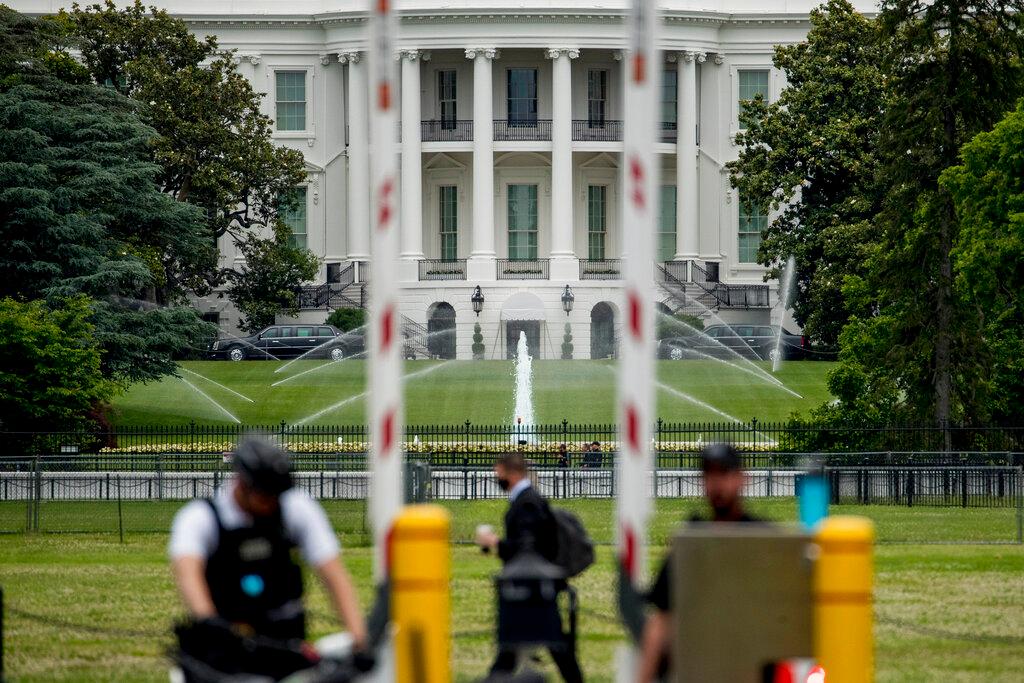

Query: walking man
left=476, top=453, right=584, bottom=683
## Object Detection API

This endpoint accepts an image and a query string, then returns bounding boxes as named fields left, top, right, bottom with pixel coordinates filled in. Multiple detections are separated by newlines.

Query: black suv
left=658, top=324, right=805, bottom=362
left=208, top=324, right=362, bottom=361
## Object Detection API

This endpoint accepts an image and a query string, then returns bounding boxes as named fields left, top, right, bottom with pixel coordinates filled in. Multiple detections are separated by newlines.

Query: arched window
left=590, top=302, right=617, bottom=359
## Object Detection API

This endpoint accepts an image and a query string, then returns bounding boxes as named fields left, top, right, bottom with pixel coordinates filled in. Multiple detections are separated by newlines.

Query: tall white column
left=547, top=48, right=579, bottom=280
left=466, top=48, right=498, bottom=281
left=675, top=50, right=704, bottom=262
left=400, top=50, right=427, bottom=280
left=341, top=51, right=370, bottom=266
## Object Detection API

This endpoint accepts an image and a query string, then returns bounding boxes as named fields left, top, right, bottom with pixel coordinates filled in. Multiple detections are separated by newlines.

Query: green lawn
left=1, top=501, right=1022, bottom=681
left=109, top=359, right=835, bottom=426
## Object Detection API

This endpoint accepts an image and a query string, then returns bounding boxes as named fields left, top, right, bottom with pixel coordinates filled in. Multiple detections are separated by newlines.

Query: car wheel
left=330, top=348, right=345, bottom=361
left=767, top=348, right=781, bottom=362
left=670, top=347, right=684, bottom=361
left=227, top=347, right=246, bottom=362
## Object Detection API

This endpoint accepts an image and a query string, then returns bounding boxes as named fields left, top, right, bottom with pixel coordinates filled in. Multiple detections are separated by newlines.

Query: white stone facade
left=16, top=1, right=873, bottom=358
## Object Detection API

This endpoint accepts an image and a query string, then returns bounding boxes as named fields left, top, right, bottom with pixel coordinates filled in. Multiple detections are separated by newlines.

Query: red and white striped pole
left=617, top=0, right=659, bottom=673
left=367, top=0, right=403, bottom=580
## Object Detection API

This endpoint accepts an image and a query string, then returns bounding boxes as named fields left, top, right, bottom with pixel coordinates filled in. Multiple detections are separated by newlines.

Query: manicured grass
left=109, top=359, right=835, bottom=426
left=1, top=501, right=1022, bottom=681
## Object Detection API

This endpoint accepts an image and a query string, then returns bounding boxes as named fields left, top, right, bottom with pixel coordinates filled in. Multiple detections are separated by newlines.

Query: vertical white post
left=675, top=50, right=702, bottom=261
left=547, top=47, right=579, bottom=280
left=467, top=48, right=497, bottom=281
left=367, top=0, right=403, bottom=580
left=344, top=52, right=371, bottom=263
left=400, top=50, right=426, bottom=270
left=617, top=0, right=658, bottom=677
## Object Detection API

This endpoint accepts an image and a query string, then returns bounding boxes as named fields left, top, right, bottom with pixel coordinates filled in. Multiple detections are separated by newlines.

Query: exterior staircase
left=656, top=261, right=770, bottom=318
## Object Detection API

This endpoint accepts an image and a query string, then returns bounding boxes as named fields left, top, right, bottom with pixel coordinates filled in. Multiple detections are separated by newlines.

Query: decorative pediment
left=424, top=153, right=467, bottom=171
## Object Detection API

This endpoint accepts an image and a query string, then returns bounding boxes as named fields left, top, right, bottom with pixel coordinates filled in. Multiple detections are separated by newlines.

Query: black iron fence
left=493, top=119, right=552, bottom=141
left=421, top=119, right=473, bottom=142
left=826, top=466, right=1023, bottom=510
left=4, top=421, right=1022, bottom=459
left=572, top=119, right=623, bottom=141
left=496, top=258, right=549, bottom=280
left=418, top=259, right=467, bottom=281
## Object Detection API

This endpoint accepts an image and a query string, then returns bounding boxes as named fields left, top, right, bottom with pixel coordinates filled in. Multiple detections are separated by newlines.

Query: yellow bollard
left=813, top=515, right=875, bottom=683
left=390, top=504, right=451, bottom=683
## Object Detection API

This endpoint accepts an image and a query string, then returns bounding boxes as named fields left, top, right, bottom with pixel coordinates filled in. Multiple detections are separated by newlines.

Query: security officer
left=169, top=438, right=367, bottom=667
left=637, top=443, right=761, bottom=682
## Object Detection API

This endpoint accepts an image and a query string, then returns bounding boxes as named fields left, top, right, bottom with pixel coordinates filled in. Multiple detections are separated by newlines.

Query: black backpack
left=551, top=507, right=595, bottom=578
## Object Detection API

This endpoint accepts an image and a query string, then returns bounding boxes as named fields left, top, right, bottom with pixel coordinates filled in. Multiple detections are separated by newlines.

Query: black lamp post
left=561, top=285, right=574, bottom=315
left=471, top=286, right=485, bottom=317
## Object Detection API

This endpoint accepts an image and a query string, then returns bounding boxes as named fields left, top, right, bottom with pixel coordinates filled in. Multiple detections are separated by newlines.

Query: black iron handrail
left=571, top=119, right=623, bottom=141
left=418, top=259, right=467, bottom=281
left=579, top=259, right=622, bottom=280
left=494, top=119, right=552, bottom=141
left=421, top=120, right=473, bottom=142
left=497, top=258, right=550, bottom=280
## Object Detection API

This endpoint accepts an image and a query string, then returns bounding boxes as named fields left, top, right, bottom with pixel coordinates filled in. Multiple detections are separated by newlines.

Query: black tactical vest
left=203, top=498, right=306, bottom=640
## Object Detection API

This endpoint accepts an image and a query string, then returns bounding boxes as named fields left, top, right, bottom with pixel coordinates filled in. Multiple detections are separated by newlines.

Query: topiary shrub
left=325, top=307, right=366, bottom=333
left=472, top=322, right=485, bottom=360
left=561, top=322, right=574, bottom=359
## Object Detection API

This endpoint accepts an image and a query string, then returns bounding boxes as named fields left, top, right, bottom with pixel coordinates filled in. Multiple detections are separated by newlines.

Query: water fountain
left=772, top=254, right=797, bottom=373
left=511, top=331, right=535, bottom=443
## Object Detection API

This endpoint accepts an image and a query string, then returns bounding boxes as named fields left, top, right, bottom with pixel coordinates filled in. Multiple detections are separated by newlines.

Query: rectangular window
left=658, top=185, right=677, bottom=262
left=587, top=185, right=607, bottom=260
left=438, top=70, right=457, bottom=129
left=737, top=69, right=769, bottom=129
left=297, top=326, right=314, bottom=338
left=275, top=71, right=307, bottom=131
left=507, top=184, right=538, bottom=260
left=279, top=187, right=308, bottom=249
left=439, top=185, right=458, bottom=261
left=587, top=70, right=608, bottom=127
left=507, top=68, right=538, bottom=126
left=738, top=194, right=767, bottom=263
left=661, top=69, right=678, bottom=128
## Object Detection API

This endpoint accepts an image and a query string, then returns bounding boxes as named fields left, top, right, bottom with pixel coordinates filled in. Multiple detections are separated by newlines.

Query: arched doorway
left=426, top=302, right=456, bottom=359
left=501, top=291, right=546, bottom=359
left=591, top=302, right=617, bottom=359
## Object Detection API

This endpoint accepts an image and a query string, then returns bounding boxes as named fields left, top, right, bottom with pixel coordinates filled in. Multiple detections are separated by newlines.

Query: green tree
left=561, top=323, right=574, bottom=360
left=833, top=0, right=1024, bottom=427
left=0, top=297, right=112, bottom=432
left=940, top=101, right=1024, bottom=423
left=729, top=0, right=885, bottom=346
left=0, top=13, right=215, bottom=384
left=61, top=1, right=317, bottom=312
left=472, top=323, right=485, bottom=360
left=655, top=312, right=704, bottom=341
left=325, top=307, right=367, bottom=333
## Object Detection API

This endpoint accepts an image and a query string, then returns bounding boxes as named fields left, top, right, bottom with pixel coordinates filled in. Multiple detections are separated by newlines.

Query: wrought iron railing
left=493, top=119, right=552, bottom=141
left=496, top=258, right=549, bottom=280
left=659, top=121, right=678, bottom=143
left=571, top=119, right=623, bottom=141
left=418, top=259, right=467, bottom=281
left=421, top=120, right=473, bottom=142
left=579, top=259, right=622, bottom=280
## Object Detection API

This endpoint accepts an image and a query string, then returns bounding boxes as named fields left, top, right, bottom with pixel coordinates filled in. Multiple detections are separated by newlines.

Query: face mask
left=497, top=477, right=511, bottom=491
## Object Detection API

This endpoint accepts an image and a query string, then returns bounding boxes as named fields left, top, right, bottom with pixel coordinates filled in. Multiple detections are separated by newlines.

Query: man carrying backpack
left=476, top=453, right=586, bottom=683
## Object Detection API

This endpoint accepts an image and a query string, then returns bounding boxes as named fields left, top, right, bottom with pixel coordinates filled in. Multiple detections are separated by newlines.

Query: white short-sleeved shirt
left=168, top=480, right=340, bottom=568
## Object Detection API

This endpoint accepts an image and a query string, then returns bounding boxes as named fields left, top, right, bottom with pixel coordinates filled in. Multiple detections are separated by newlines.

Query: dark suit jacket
left=497, top=484, right=558, bottom=564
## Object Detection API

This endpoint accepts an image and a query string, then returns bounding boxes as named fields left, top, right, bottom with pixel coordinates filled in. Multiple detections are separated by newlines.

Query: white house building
left=18, top=1, right=871, bottom=359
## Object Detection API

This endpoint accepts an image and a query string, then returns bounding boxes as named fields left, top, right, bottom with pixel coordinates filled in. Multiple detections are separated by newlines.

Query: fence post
left=33, top=457, right=41, bottom=532
left=1017, top=467, right=1023, bottom=545
left=117, top=475, right=124, bottom=544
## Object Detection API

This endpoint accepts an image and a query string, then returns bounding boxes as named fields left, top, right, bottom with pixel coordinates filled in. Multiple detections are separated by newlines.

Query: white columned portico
left=341, top=51, right=370, bottom=273
left=547, top=47, right=580, bottom=280
left=466, top=48, right=498, bottom=281
left=675, top=50, right=704, bottom=263
left=400, top=49, right=428, bottom=281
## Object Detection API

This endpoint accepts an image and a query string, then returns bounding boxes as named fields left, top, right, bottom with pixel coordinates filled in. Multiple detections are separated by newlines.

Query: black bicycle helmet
left=233, top=438, right=294, bottom=495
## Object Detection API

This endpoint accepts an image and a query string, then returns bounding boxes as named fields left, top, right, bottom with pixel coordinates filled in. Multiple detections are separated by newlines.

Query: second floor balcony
left=421, top=120, right=473, bottom=142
